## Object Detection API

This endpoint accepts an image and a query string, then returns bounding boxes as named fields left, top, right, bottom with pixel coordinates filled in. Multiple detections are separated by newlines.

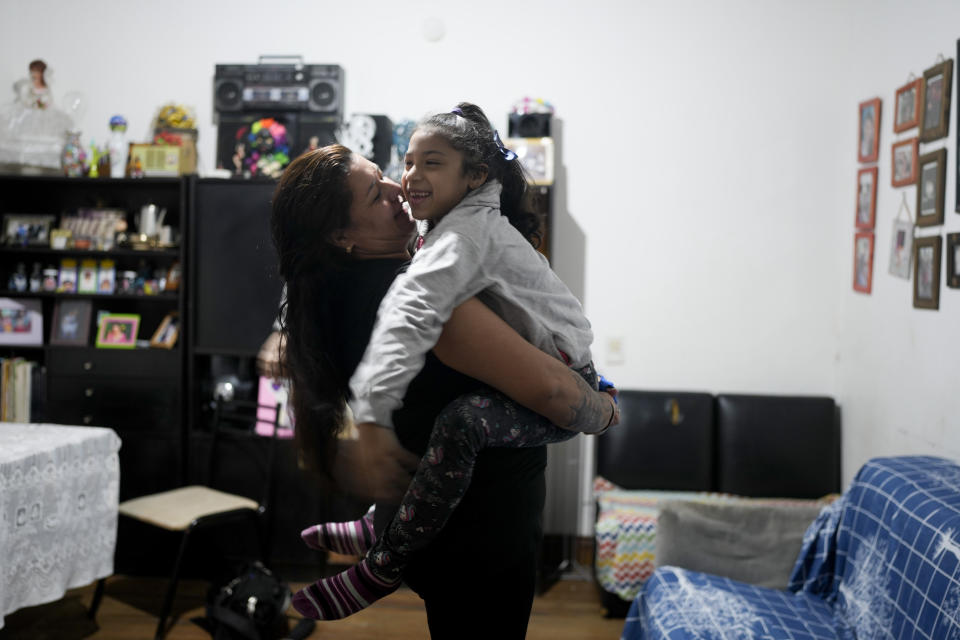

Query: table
left=0, top=423, right=121, bottom=629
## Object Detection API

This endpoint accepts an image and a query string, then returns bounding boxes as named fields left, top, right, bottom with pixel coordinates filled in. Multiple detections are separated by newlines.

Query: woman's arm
left=433, top=298, right=617, bottom=433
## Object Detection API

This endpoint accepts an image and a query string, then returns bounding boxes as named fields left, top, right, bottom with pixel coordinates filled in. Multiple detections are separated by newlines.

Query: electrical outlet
left=607, top=336, right=625, bottom=366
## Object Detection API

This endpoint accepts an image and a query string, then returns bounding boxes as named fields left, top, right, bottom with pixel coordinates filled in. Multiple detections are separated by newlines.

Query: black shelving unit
left=0, top=174, right=188, bottom=501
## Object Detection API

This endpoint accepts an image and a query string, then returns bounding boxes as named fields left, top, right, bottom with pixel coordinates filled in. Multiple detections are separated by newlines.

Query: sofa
left=594, top=391, right=841, bottom=616
left=622, top=456, right=960, bottom=639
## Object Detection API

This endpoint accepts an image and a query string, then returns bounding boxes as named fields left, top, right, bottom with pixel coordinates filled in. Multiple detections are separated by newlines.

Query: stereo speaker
left=213, top=63, right=343, bottom=116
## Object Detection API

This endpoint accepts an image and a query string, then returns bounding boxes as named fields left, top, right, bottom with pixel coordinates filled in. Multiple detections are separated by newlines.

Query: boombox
left=214, top=58, right=343, bottom=117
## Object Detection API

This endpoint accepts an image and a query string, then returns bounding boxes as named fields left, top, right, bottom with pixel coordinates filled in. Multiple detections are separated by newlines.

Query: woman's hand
left=354, top=422, right=420, bottom=503
left=256, top=330, right=286, bottom=379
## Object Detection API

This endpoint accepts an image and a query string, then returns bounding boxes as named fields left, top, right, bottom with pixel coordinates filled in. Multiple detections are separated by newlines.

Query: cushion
left=655, top=499, right=826, bottom=589
left=623, top=566, right=840, bottom=639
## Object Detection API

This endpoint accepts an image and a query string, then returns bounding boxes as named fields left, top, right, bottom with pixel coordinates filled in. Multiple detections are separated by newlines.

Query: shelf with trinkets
left=0, top=173, right=189, bottom=503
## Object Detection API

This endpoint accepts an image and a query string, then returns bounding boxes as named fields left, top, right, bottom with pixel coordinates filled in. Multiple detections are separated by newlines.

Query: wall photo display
left=916, top=148, right=946, bottom=227
left=858, top=98, right=881, bottom=163
left=895, top=78, right=924, bottom=132
left=889, top=219, right=915, bottom=279
left=853, top=232, right=875, bottom=294
left=855, top=166, right=878, bottom=229
left=919, top=58, right=953, bottom=143
left=891, top=138, right=919, bottom=187
left=913, top=235, right=942, bottom=310
left=947, top=233, right=960, bottom=289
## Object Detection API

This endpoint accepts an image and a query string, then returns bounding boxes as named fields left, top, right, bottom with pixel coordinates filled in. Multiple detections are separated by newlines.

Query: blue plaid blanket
left=622, top=456, right=960, bottom=639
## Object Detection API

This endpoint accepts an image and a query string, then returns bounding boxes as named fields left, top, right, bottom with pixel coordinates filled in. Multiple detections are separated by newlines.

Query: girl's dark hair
left=417, top=102, right=541, bottom=246
left=270, top=144, right=354, bottom=476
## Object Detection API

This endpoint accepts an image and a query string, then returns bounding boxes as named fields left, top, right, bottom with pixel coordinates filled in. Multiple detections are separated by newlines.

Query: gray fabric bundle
left=655, top=500, right=826, bottom=589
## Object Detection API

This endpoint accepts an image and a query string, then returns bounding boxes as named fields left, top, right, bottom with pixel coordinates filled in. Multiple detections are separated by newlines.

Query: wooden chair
left=90, top=398, right=282, bottom=639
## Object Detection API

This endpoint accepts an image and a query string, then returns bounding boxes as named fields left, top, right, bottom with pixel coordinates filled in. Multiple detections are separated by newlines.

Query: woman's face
left=341, top=155, right=416, bottom=258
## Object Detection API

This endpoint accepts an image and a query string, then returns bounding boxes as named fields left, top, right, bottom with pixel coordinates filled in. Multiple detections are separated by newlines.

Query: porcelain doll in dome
left=0, top=59, right=74, bottom=170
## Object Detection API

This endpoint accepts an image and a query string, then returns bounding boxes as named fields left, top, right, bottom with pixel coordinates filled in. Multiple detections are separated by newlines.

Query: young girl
left=292, top=103, right=616, bottom=620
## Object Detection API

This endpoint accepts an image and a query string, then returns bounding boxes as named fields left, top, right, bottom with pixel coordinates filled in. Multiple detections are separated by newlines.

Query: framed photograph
left=95, top=313, right=140, bottom=349
left=50, top=299, right=93, bottom=346
left=2, top=214, right=56, bottom=246
left=503, top=137, right=554, bottom=185
left=894, top=78, right=924, bottom=132
left=913, top=235, right=942, bottom=310
left=858, top=98, right=881, bottom=163
left=853, top=232, right=875, bottom=294
left=947, top=233, right=960, bottom=289
left=916, top=148, right=946, bottom=227
left=0, top=298, right=43, bottom=345
left=855, top=166, right=878, bottom=229
left=919, top=59, right=953, bottom=142
left=149, top=312, right=179, bottom=349
left=888, top=219, right=915, bottom=279
left=891, top=138, right=919, bottom=187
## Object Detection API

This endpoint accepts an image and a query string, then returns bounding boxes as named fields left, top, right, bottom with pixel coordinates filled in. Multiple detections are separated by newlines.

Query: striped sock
left=291, top=558, right=399, bottom=620
left=300, top=506, right=376, bottom=556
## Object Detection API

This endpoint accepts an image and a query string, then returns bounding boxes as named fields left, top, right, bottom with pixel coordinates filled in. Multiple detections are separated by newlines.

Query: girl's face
left=340, top=155, right=415, bottom=258
left=402, top=130, right=486, bottom=222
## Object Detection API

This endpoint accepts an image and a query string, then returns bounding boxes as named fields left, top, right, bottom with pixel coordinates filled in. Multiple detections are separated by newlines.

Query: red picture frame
left=858, top=97, right=881, bottom=163
left=855, top=166, right=878, bottom=229
left=891, top=137, right=919, bottom=187
left=894, top=78, right=923, bottom=133
left=853, top=232, right=875, bottom=294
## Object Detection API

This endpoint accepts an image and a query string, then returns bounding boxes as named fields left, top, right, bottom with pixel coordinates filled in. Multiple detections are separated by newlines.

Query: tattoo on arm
left=560, top=369, right=613, bottom=433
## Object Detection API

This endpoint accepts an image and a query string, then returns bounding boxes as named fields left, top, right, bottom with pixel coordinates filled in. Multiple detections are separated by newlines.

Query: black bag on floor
left=203, top=562, right=292, bottom=640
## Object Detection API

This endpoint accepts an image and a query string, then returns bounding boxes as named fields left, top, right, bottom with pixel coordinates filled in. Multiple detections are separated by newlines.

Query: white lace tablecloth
left=0, top=423, right=121, bottom=629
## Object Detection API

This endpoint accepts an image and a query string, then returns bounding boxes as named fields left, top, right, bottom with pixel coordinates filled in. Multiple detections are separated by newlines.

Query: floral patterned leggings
left=368, top=363, right=599, bottom=578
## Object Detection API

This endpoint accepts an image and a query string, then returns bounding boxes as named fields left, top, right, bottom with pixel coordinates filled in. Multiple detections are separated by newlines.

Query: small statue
left=107, top=115, right=128, bottom=178
left=0, top=59, right=74, bottom=170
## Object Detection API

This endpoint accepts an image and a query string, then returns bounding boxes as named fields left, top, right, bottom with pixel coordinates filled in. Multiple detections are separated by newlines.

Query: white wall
left=3, top=1, right=956, bottom=533
left=831, top=1, right=960, bottom=487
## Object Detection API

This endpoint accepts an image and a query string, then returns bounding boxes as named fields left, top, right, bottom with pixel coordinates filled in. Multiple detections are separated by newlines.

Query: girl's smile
left=401, top=130, right=487, bottom=222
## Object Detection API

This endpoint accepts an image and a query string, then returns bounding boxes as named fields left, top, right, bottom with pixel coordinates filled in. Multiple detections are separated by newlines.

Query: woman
left=271, top=144, right=615, bottom=637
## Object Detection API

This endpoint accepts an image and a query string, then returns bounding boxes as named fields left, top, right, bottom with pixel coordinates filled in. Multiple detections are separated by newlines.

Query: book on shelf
left=1, top=357, right=35, bottom=423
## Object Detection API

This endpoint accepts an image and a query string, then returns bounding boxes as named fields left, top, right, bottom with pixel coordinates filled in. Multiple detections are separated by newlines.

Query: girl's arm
left=433, top=297, right=617, bottom=433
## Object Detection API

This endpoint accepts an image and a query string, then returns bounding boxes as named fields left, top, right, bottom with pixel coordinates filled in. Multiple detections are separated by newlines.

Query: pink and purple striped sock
left=300, top=506, right=376, bottom=556
left=291, top=558, right=399, bottom=620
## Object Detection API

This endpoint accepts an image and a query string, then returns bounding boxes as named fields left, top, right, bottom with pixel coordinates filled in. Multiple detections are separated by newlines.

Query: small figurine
left=0, top=59, right=75, bottom=170
left=8, top=263, right=28, bottom=292
left=107, top=115, right=128, bottom=178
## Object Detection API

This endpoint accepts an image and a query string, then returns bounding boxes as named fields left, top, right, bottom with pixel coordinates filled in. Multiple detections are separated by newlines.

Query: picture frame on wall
left=888, top=219, right=915, bottom=279
left=855, top=166, right=878, bottom=229
left=919, top=58, right=953, bottom=142
left=913, top=235, right=942, bottom=310
left=891, top=138, right=919, bottom=187
left=916, top=148, right=946, bottom=227
left=946, top=232, right=960, bottom=289
left=853, top=231, right=875, bottom=294
left=895, top=78, right=923, bottom=132
left=50, top=299, right=92, bottom=346
left=956, top=40, right=960, bottom=213
left=858, top=97, right=881, bottom=163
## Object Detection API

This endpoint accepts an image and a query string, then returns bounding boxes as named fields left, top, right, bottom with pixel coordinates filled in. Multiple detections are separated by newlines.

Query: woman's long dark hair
left=417, top=102, right=542, bottom=246
left=271, top=144, right=354, bottom=476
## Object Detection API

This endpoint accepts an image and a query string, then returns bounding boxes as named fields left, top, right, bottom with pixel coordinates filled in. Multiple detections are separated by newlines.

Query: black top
left=321, top=258, right=547, bottom=597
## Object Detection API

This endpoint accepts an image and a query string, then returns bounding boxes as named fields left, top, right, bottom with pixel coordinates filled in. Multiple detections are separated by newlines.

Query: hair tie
left=493, top=130, right=517, bottom=162
left=450, top=107, right=463, bottom=116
